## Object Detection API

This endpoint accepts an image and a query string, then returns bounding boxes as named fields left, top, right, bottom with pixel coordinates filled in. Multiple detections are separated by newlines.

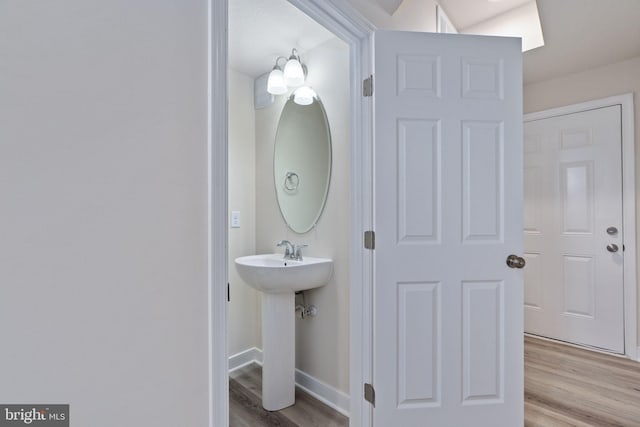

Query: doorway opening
left=209, top=1, right=374, bottom=426
left=227, top=0, right=350, bottom=422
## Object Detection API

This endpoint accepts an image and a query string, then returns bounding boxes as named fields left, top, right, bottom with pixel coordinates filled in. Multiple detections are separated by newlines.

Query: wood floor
left=229, top=364, right=348, bottom=427
left=525, top=335, right=640, bottom=426
left=230, top=337, right=640, bottom=426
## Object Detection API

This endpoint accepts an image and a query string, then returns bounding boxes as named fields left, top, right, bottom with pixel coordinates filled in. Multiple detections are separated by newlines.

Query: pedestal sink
left=235, top=254, right=333, bottom=411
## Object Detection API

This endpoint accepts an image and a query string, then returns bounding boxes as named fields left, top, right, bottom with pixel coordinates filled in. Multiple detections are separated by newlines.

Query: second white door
left=524, top=105, right=624, bottom=353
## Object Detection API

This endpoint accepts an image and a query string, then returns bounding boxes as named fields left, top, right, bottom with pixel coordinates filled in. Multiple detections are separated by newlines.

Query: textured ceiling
left=438, top=0, right=531, bottom=30
left=375, top=0, right=404, bottom=15
left=230, top=0, right=640, bottom=85
left=523, top=0, right=640, bottom=84
left=228, top=0, right=334, bottom=78
left=437, top=0, right=640, bottom=83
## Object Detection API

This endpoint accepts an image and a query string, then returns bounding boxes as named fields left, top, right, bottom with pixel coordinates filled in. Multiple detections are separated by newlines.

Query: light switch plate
left=231, top=211, right=240, bottom=228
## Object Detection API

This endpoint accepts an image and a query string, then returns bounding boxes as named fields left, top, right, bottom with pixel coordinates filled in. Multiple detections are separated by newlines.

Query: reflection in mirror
left=274, top=94, right=331, bottom=233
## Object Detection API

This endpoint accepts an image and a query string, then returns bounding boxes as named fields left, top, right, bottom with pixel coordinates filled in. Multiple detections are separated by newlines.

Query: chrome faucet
left=276, top=240, right=308, bottom=261
left=293, top=244, right=308, bottom=261
left=277, top=240, right=295, bottom=259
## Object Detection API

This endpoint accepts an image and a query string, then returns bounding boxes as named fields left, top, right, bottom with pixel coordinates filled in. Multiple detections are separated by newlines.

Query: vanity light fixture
left=293, top=86, right=317, bottom=106
left=267, top=49, right=308, bottom=96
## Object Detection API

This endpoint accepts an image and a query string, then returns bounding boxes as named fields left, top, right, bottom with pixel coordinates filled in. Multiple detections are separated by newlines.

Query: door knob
left=607, top=226, right=618, bottom=235
left=506, top=255, right=526, bottom=269
left=606, top=243, right=619, bottom=253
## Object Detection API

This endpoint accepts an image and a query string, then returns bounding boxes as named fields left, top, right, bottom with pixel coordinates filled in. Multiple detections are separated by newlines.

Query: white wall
left=0, top=1, right=209, bottom=425
left=523, top=54, right=640, bottom=342
left=255, top=37, right=351, bottom=393
left=228, top=69, right=262, bottom=356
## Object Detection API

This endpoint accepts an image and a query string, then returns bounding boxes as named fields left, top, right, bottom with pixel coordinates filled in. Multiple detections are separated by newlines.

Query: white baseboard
left=228, top=347, right=263, bottom=372
left=637, top=347, right=640, bottom=362
left=228, top=348, right=350, bottom=417
left=295, top=368, right=350, bottom=417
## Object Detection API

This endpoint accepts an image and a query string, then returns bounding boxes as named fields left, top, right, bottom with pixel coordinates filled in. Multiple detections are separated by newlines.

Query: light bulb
left=284, top=50, right=305, bottom=88
left=267, top=68, right=287, bottom=95
left=293, top=86, right=316, bottom=106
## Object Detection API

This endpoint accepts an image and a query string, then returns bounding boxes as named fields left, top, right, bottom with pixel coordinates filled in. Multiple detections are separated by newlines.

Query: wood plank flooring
left=230, top=338, right=640, bottom=426
left=525, top=335, right=640, bottom=426
left=229, top=364, right=348, bottom=427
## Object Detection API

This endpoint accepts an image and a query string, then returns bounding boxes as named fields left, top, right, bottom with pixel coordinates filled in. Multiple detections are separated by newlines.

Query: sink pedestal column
left=261, top=292, right=295, bottom=411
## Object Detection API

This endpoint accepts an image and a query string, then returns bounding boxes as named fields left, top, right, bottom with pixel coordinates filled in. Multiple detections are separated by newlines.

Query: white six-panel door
left=524, top=106, right=624, bottom=353
left=373, top=31, right=523, bottom=426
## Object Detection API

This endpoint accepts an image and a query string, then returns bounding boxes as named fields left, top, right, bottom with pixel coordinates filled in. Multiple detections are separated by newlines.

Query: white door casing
left=373, top=31, right=523, bottom=426
left=524, top=106, right=624, bottom=353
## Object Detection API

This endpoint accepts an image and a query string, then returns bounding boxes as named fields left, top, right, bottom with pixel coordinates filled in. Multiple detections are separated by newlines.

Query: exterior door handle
left=607, top=243, right=619, bottom=253
left=506, top=255, right=526, bottom=269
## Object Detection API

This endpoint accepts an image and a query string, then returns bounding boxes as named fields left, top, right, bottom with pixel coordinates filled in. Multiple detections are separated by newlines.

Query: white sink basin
left=234, top=253, right=334, bottom=410
left=235, top=253, right=333, bottom=294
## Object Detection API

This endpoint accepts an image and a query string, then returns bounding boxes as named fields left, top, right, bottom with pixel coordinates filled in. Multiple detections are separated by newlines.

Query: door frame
left=523, top=93, right=637, bottom=360
left=208, top=1, right=376, bottom=426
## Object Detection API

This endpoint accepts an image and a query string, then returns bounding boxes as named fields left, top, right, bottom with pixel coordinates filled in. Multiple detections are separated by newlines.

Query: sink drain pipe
left=295, top=291, right=317, bottom=319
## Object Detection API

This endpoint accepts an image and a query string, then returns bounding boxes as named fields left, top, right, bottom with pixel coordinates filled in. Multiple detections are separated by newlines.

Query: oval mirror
left=274, top=95, right=332, bottom=233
